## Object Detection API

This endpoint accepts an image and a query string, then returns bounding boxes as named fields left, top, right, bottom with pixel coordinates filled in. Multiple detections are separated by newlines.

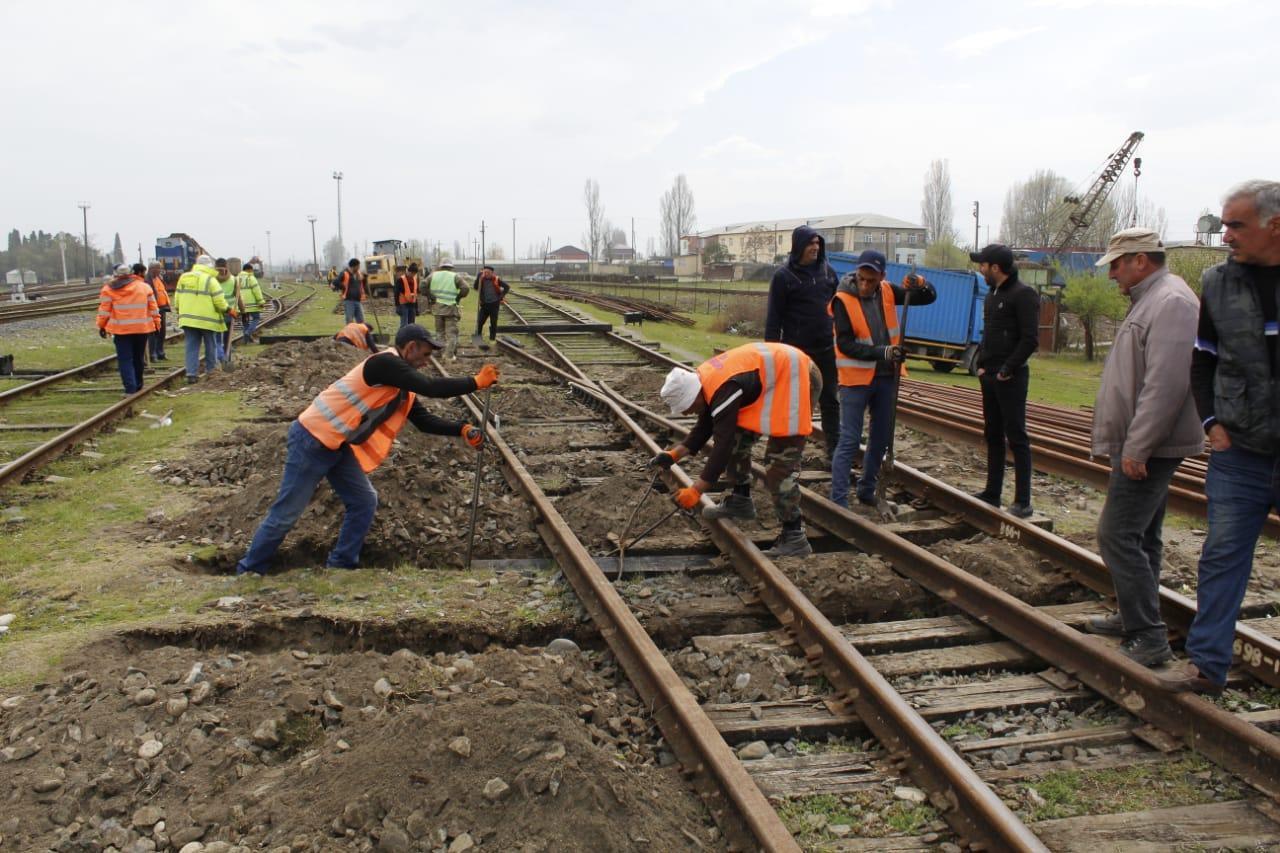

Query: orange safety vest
left=696, top=342, right=813, bottom=437
left=97, top=276, right=160, bottom=335
left=335, top=322, right=373, bottom=350
left=150, top=275, right=170, bottom=309
left=339, top=269, right=365, bottom=301
left=297, top=350, right=416, bottom=473
left=832, top=284, right=905, bottom=386
left=397, top=273, right=419, bottom=305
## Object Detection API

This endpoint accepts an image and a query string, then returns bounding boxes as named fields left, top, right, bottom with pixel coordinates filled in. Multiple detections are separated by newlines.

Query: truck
left=155, top=233, right=210, bottom=274
left=827, top=252, right=989, bottom=375
left=364, top=239, right=424, bottom=299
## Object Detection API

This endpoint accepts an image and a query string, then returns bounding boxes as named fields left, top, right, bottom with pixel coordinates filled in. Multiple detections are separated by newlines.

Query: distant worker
left=96, top=263, right=160, bottom=395
left=765, top=225, right=842, bottom=459
left=173, top=254, right=230, bottom=383
left=1162, top=179, right=1280, bottom=694
left=144, top=262, right=170, bottom=361
left=1084, top=228, right=1201, bottom=667
left=425, top=260, right=470, bottom=361
left=335, top=321, right=378, bottom=351
left=236, top=262, right=265, bottom=344
left=234, top=324, right=500, bottom=576
left=393, top=262, right=421, bottom=328
left=829, top=250, right=936, bottom=510
left=969, top=244, right=1039, bottom=518
left=654, top=342, right=821, bottom=558
left=474, top=265, right=510, bottom=345
left=214, top=259, right=240, bottom=365
left=333, top=258, right=366, bottom=324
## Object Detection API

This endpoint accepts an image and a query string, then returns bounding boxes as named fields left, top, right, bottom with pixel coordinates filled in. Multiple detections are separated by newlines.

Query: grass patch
left=1022, top=755, right=1242, bottom=822
left=940, top=720, right=987, bottom=740
left=278, top=712, right=324, bottom=755
left=776, top=791, right=938, bottom=843
left=908, top=350, right=1104, bottom=410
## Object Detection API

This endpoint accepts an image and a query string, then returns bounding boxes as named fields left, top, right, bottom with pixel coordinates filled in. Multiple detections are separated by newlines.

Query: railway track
left=0, top=284, right=316, bottom=486
left=0, top=282, right=105, bottom=323
left=428, top=289, right=1280, bottom=850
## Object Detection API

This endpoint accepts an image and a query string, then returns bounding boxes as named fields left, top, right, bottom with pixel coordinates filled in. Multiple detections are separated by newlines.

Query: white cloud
left=700, top=136, right=780, bottom=160
left=944, top=26, right=1046, bottom=58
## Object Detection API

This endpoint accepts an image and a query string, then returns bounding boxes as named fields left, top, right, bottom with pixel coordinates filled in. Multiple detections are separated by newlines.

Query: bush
left=707, top=294, right=766, bottom=336
left=1062, top=273, right=1126, bottom=361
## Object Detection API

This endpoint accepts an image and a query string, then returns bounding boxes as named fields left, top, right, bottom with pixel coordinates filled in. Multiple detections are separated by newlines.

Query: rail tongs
left=609, top=470, right=689, bottom=580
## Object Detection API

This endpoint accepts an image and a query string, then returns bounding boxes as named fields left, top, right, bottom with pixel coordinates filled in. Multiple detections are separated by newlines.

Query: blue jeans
left=830, top=376, right=896, bottom=506
left=113, top=333, right=149, bottom=394
left=396, top=304, right=417, bottom=328
left=344, top=300, right=365, bottom=324
left=236, top=420, right=378, bottom=575
left=244, top=312, right=261, bottom=338
left=183, top=328, right=219, bottom=378
left=1185, top=446, right=1280, bottom=684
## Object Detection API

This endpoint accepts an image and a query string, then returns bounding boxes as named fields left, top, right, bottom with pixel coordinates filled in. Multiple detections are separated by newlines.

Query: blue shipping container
left=828, top=252, right=988, bottom=373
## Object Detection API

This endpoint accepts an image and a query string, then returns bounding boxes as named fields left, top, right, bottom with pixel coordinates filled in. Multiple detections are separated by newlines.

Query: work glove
left=461, top=424, right=484, bottom=449
left=883, top=345, right=904, bottom=362
left=674, top=483, right=704, bottom=511
left=474, top=364, right=500, bottom=389
left=648, top=447, right=685, bottom=470
left=228, top=308, right=239, bottom=319
left=902, top=273, right=926, bottom=289
left=99, top=328, right=108, bottom=339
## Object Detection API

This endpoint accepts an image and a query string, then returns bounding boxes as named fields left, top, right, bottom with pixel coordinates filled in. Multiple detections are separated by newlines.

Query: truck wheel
left=961, top=344, right=980, bottom=376
left=931, top=361, right=956, bottom=373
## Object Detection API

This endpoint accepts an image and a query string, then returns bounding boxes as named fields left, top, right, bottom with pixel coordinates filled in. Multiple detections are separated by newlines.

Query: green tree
left=1167, top=248, right=1225, bottom=296
left=702, top=241, right=730, bottom=264
left=112, top=233, right=124, bottom=265
left=1062, top=273, right=1127, bottom=361
left=924, top=236, right=969, bottom=269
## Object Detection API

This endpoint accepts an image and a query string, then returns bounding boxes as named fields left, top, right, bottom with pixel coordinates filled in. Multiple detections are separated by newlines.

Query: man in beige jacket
left=1084, top=228, right=1203, bottom=666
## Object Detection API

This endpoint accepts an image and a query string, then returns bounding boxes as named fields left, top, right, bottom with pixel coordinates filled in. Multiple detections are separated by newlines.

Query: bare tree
left=659, top=174, right=697, bottom=256
left=920, top=160, right=957, bottom=244
left=583, top=179, right=606, bottom=261
left=741, top=225, right=773, bottom=263
left=452, top=240, right=464, bottom=261
left=487, top=242, right=506, bottom=260
left=323, top=234, right=345, bottom=269
left=1000, top=169, right=1073, bottom=247
left=1111, top=184, right=1169, bottom=237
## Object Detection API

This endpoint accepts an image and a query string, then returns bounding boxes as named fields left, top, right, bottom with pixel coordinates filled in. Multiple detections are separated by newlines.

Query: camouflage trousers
left=723, top=430, right=807, bottom=524
left=431, top=304, right=461, bottom=358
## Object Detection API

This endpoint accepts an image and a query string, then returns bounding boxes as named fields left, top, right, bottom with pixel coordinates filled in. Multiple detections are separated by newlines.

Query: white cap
left=660, top=367, right=701, bottom=415
left=440, top=260, right=455, bottom=269
left=195, top=254, right=214, bottom=267
left=114, top=263, right=131, bottom=275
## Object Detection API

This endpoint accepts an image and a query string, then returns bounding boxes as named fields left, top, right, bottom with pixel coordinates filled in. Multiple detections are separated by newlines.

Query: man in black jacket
left=765, top=225, right=841, bottom=456
left=970, top=244, right=1039, bottom=518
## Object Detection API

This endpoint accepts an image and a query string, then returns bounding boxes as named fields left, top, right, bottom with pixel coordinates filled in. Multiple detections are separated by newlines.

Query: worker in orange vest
left=235, top=324, right=500, bottom=576
left=830, top=250, right=936, bottom=511
left=332, top=258, right=367, bottom=324
left=393, top=262, right=421, bottom=328
left=144, top=262, right=171, bottom=361
left=335, top=322, right=377, bottom=351
left=653, top=342, right=821, bottom=557
left=97, top=263, right=161, bottom=395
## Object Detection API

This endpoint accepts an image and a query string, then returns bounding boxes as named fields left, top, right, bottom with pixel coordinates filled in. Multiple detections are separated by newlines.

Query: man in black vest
left=970, top=244, right=1039, bottom=518
left=1163, top=179, right=1280, bottom=694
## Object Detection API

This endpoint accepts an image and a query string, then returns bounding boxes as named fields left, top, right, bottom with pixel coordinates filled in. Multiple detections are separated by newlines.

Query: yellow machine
left=364, top=239, right=424, bottom=299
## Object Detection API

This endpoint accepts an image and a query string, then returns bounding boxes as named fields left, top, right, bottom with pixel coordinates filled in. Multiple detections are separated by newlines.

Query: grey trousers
left=1096, top=456, right=1183, bottom=641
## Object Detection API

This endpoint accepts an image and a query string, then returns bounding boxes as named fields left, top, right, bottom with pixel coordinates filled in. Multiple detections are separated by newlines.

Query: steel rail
left=0, top=288, right=314, bottom=488
left=606, top=389, right=1280, bottom=802
left=433, top=358, right=800, bottom=853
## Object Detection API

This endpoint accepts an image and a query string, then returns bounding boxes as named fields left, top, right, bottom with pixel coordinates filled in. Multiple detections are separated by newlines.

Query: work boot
left=1084, top=612, right=1126, bottom=637
left=971, top=490, right=999, bottom=507
left=763, top=528, right=812, bottom=558
left=1118, top=635, right=1173, bottom=668
left=1007, top=502, right=1034, bottom=519
left=702, top=493, right=756, bottom=521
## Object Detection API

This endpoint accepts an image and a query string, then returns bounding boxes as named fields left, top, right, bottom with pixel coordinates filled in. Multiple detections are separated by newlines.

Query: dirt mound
left=155, top=422, right=546, bottom=571
left=0, top=642, right=722, bottom=852
left=554, top=473, right=704, bottom=552
left=930, top=534, right=1081, bottom=604
left=200, top=339, right=367, bottom=416
left=489, top=384, right=575, bottom=421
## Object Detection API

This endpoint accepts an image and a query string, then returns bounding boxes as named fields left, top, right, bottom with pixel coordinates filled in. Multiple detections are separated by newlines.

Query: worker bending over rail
left=654, top=342, right=820, bottom=558
left=234, top=324, right=499, bottom=576
left=335, top=321, right=378, bottom=351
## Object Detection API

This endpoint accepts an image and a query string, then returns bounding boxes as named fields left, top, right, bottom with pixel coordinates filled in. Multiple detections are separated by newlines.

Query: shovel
left=463, top=387, right=494, bottom=571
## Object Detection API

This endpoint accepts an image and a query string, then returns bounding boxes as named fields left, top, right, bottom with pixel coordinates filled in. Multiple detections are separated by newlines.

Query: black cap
left=408, top=262, right=419, bottom=272
left=854, top=249, right=886, bottom=274
left=347, top=258, right=360, bottom=267
left=394, top=323, right=444, bottom=350
left=969, top=244, right=1015, bottom=270
left=482, top=264, right=495, bottom=271
left=131, top=262, right=147, bottom=274
left=214, top=257, right=227, bottom=267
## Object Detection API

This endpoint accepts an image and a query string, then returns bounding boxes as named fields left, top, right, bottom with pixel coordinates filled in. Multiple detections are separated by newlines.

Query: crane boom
left=1048, top=131, right=1144, bottom=258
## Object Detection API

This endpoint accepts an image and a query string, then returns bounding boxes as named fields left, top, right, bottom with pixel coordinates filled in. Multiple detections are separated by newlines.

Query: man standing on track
left=653, top=342, right=821, bottom=558
left=425, top=260, right=469, bottom=361
left=970, top=243, right=1039, bottom=518
left=333, top=258, right=367, bottom=324
left=474, top=264, right=510, bottom=345
left=173, top=254, right=229, bottom=384
left=765, top=225, right=841, bottom=459
left=236, top=262, right=265, bottom=343
left=829, top=250, right=935, bottom=510
left=1162, top=179, right=1280, bottom=694
left=96, top=263, right=160, bottom=395
left=1085, top=228, right=1201, bottom=667
left=144, top=262, right=170, bottom=361
left=393, top=262, right=421, bottom=328
left=234, top=324, right=499, bottom=577
left=214, top=259, right=240, bottom=365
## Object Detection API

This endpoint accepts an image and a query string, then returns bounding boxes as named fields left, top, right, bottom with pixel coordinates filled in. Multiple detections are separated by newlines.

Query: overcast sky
left=3, top=0, right=1274, bottom=266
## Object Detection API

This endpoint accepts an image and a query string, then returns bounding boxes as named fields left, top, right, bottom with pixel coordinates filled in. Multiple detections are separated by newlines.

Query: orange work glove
left=461, top=424, right=484, bottom=449
left=474, top=364, right=500, bottom=389
left=674, top=484, right=704, bottom=510
left=228, top=308, right=239, bottom=319
left=648, top=446, right=687, bottom=470
left=902, top=273, right=925, bottom=289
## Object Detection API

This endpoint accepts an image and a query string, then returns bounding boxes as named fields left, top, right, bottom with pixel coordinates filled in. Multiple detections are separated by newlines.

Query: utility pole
left=631, top=217, right=635, bottom=262
left=512, top=218, right=516, bottom=264
left=77, top=203, right=91, bottom=285
left=307, top=216, right=318, bottom=276
left=137, top=242, right=143, bottom=264
left=332, top=171, right=344, bottom=251
left=479, top=220, right=486, bottom=265
left=972, top=201, right=980, bottom=252
left=266, top=230, right=273, bottom=280
left=58, top=235, right=68, bottom=285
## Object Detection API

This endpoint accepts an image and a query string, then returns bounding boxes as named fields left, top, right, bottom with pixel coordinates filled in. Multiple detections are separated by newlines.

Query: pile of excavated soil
left=553, top=473, right=706, bottom=552
left=154, top=422, right=545, bottom=571
left=930, top=534, right=1083, bottom=605
left=774, top=550, right=929, bottom=622
left=0, top=642, right=722, bottom=852
left=199, top=339, right=367, bottom=417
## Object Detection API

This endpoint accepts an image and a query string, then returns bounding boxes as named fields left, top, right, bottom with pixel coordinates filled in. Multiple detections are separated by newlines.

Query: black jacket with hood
left=765, top=225, right=839, bottom=353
